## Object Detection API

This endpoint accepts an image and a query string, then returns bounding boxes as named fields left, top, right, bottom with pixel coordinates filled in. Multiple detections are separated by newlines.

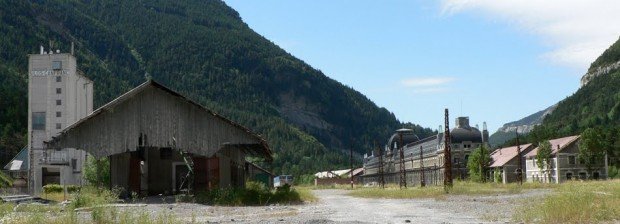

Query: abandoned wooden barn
left=48, top=80, right=272, bottom=195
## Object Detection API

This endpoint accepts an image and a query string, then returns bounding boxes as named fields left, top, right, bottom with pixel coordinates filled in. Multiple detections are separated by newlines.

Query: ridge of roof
left=525, top=135, right=581, bottom=158
left=51, top=79, right=271, bottom=159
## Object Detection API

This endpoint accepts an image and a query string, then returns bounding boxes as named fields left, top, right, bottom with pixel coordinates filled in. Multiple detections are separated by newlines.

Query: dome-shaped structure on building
left=450, top=117, right=482, bottom=143
left=387, top=129, right=419, bottom=150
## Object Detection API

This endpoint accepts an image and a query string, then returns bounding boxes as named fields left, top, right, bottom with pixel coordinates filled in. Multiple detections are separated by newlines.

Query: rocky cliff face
left=489, top=104, right=557, bottom=146
left=581, top=60, right=620, bottom=86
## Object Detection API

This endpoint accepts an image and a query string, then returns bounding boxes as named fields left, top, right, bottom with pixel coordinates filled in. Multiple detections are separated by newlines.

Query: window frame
left=32, top=112, right=46, bottom=130
left=52, top=61, right=62, bottom=70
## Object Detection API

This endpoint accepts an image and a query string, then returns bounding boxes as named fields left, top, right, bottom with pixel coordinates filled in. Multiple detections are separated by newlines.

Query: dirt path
left=117, top=189, right=550, bottom=223
left=305, top=189, right=479, bottom=223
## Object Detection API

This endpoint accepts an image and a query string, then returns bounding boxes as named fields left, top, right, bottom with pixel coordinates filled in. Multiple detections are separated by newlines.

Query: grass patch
left=69, top=186, right=120, bottom=209
left=0, top=186, right=181, bottom=224
left=41, top=192, right=73, bottom=202
left=298, top=184, right=359, bottom=190
left=514, top=180, right=620, bottom=224
left=348, top=181, right=555, bottom=199
left=178, top=182, right=306, bottom=206
left=294, top=187, right=318, bottom=202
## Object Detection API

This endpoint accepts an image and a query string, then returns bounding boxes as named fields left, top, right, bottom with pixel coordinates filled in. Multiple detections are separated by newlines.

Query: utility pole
left=396, top=129, right=410, bottom=189
left=420, top=146, right=425, bottom=187
left=399, top=131, right=406, bottom=189
left=516, top=128, right=523, bottom=185
left=444, top=109, right=453, bottom=191
left=350, top=141, right=353, bottom=189
left=377, top=141, right=385, bottom=189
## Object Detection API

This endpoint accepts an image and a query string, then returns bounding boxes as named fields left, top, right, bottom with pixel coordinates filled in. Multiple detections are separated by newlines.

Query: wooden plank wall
left=52, top=85, right=263, bottom=159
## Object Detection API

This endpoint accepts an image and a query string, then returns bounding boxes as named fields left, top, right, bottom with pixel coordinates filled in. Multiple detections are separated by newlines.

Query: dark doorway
left=129, top=158, right=141, bottom=194
left=175, top=164, right=189, bottom=193
left=42, top=167, right=60, bottom=186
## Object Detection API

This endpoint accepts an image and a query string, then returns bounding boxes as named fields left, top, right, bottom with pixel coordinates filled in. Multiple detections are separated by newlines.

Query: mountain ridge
left=489, top=105, right=557, bottom=147
left=0, top=0, right=434, bottom=176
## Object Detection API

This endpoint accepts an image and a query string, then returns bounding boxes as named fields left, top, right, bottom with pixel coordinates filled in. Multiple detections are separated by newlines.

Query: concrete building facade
left=524, top=135, right=608, bottom=183
left=489, top=144, right=535, bottom=184
left=27, top=48, right=93, bottom=195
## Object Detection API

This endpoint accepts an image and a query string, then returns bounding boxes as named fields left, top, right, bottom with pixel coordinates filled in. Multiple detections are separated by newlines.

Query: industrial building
left=26, top=47, right=93, bottom=195
left=361, top=117, right=489, bottom=186
left=48, top=80, right=272, bottom=195
left=5, top=46, right=272, bottom=196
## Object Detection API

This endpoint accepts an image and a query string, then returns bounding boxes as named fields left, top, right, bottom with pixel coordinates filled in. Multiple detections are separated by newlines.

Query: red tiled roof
left=524, top=135, right=580, bottom=158
left=490, top=144, right=533, bottom=167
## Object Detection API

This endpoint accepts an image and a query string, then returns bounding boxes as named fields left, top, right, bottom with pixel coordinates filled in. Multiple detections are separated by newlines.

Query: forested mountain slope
left=0, top=0, right=434, bottom=176
left=521, top=37, right=620, bottom=164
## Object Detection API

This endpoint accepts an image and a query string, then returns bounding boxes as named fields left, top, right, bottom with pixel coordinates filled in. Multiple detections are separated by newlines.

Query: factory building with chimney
left=361, top=117, right=489, bottom=186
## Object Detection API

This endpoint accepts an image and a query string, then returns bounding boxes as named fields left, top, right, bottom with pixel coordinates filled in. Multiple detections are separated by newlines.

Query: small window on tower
left=56, top=100, right=61, bottom=105
left=32, top=112, right=46, bottom=130
left=56, top=88, right=61, bottom=94
left=52, top=61, right=62, bottom=70
left=56, top=112, right=61, bottom=117
left=56, top=123, right=61, bottom=130
left=56, top=76, right=62, bottom=82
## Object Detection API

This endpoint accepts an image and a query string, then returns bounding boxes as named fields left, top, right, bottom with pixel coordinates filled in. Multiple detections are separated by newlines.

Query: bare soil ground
left=133, top=188, right=550, bottom=223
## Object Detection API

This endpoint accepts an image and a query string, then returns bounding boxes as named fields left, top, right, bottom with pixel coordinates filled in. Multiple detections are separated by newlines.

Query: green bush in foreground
left=185, top=181, right=302, bottom=206
left=514, top=180, right=620, bottom=224
left=43, top=184, right=81, bottom=194
left=70, top=186, right=120, bottom=209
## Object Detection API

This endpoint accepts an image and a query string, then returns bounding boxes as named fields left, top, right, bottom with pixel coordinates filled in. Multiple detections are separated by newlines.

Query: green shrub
left=70, top=186, right=119, bottom=209
left=43, top=184, right=81, bottom=194
left=609, top=165, right=619, bottom=179
left=0, top=171, right=12, bottom=188
left=193, top=182, right=302, bottom=206
left=83, top=156, right=110, bottom=187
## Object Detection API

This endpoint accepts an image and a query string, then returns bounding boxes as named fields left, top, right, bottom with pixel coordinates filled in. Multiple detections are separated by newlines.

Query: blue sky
left=223, top=0, right=620, bottom=132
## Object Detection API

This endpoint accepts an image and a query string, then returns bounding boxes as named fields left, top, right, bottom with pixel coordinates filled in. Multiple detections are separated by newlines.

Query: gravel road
left=132, top=188, right=550, bottom=223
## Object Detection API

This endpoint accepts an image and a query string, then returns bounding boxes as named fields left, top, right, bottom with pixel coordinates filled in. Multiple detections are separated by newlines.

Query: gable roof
left=3, top=146, right=28, bottom=171
left=525, top=135, right=580, bottom=159
left=490, top=144, right=533, bottom=167
left=49, top=80, right=271, bottom=161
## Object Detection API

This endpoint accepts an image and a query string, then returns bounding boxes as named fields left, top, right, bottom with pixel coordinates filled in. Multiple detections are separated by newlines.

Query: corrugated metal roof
left=524, top=135, right=580, bottom=158
left=3, top=146, right=28, bottom=171
left=490, top=144, right=533, bottom=167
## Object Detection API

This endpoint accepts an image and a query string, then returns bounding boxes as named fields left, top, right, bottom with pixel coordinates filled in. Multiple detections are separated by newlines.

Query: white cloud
left=401, top=77, right=456, bottom=87
left=440, top=0, right=620, bottom=70
left=400, top=77, right=456, bottom=94
left=413, top=87, right=451, bottom=94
